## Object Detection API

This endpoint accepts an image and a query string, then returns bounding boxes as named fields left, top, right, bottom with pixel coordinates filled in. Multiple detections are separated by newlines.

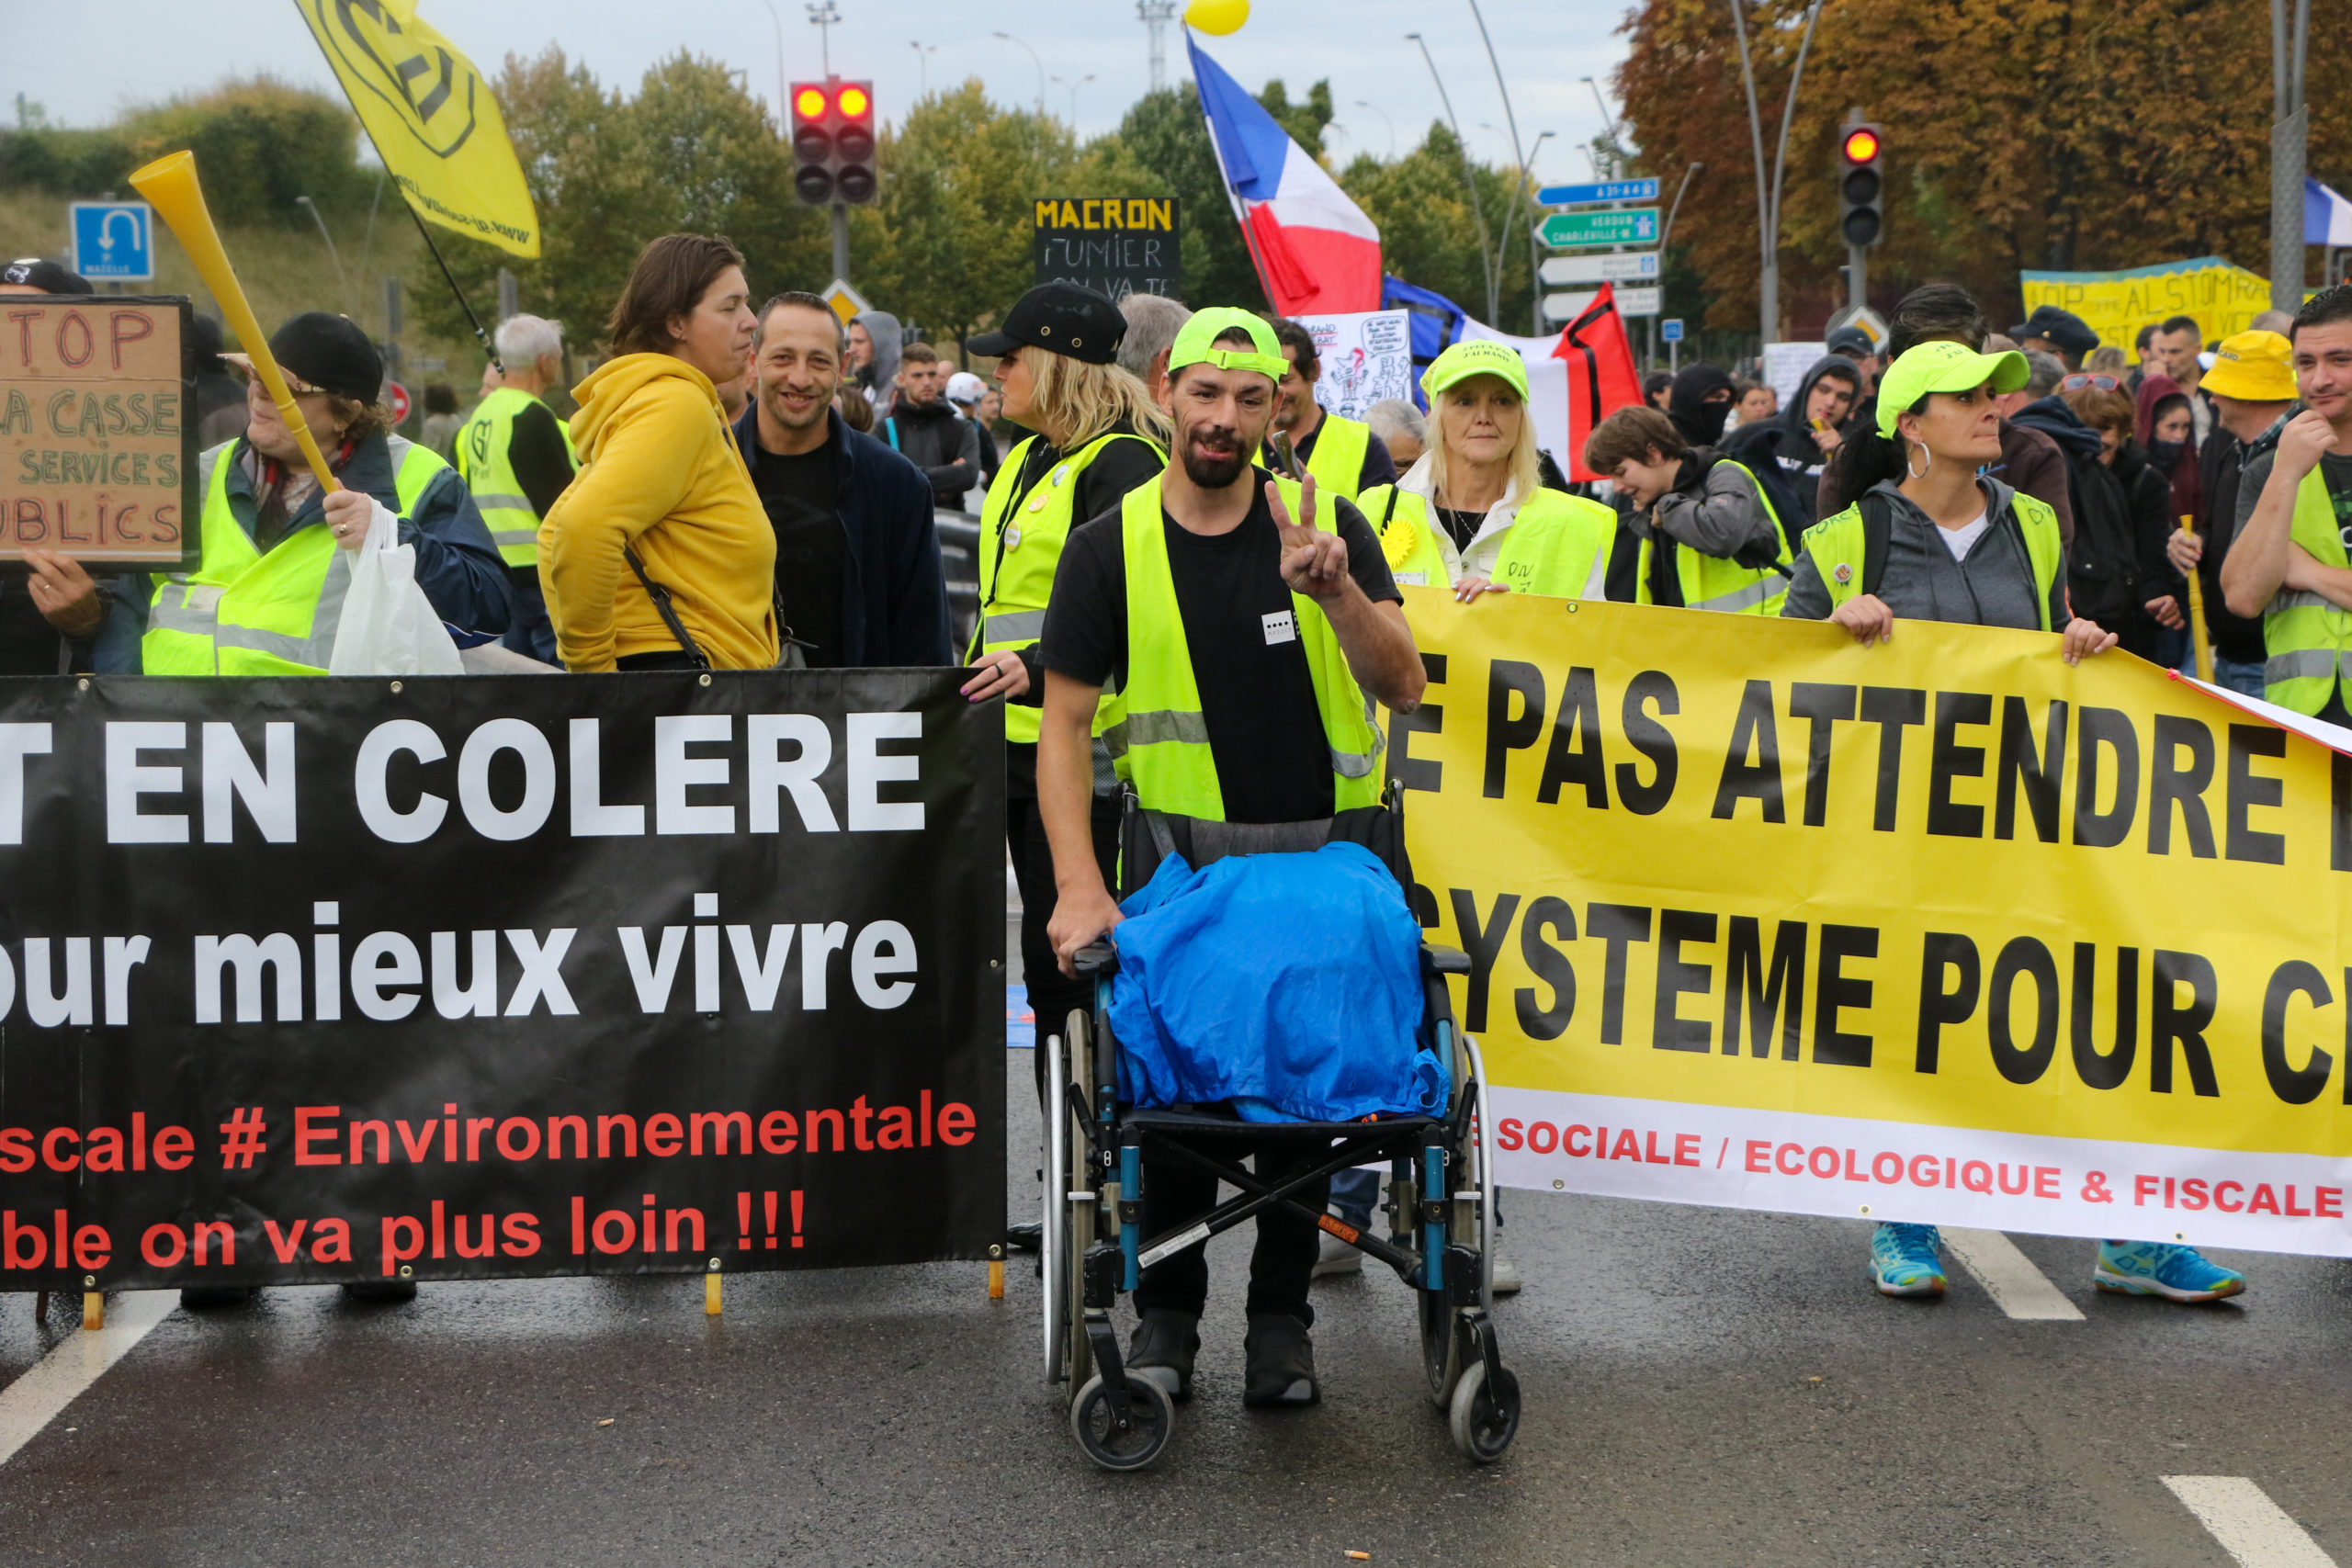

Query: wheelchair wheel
left=1419, top=1286, right=1462, bottom=1408
left=1043, top=1029, right=1070, bottom=1385
left=1062, top=1010, right=1097, bottom=1393
left=1447, top=1359, right=1521, bottom=1464
left=1070, top=1371, right=1174, bottom=1472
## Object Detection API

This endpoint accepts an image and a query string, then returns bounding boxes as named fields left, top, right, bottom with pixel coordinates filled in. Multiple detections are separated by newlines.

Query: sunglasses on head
left=2060, top=373, right=2122, bottom=391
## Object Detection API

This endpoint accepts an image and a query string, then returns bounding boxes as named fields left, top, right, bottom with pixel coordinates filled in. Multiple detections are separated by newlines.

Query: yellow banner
left=295, top=0, right=540, bottom=257
left=1394, top=588, right=2352, bottom=1252
left=2017, top=257, right=2269, bottom=354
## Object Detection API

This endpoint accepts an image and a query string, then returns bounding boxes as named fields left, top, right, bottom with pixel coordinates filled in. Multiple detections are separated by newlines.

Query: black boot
left=1242, top=1314, right=1318, bottom=1407
left=1125, top=1309, right=1199, bottom=1402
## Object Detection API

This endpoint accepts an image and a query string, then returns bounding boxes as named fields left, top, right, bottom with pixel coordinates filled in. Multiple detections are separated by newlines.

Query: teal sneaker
left=2094, top=1241, right=2245, bottom=1303
left=1869, top=1222, right=1946, bottom=1297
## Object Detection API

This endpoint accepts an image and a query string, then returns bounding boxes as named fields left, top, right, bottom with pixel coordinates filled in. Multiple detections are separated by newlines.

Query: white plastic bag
left=327, top=494, right=465, bottom=676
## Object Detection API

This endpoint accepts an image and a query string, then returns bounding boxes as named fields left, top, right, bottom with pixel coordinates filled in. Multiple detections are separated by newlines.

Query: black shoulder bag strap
left=1857, top=491, right=1895, bottom=600
left=622, top=544, right=711, bottom=671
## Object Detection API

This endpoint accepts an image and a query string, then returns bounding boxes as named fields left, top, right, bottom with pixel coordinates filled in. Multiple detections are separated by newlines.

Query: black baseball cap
left=965, top=281, right=1125, bottom=365
left=1, top=257, right=93, bottom=294
left=2008, top=305, right=2098, bottom=359
left=226, top=311, right=383, bottom=402
left=1825, top=324, right=1875, bottom=359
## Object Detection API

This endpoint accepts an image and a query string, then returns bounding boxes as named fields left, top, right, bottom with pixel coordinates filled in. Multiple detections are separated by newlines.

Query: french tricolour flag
left=1188, top=33, right=1382, bottom=315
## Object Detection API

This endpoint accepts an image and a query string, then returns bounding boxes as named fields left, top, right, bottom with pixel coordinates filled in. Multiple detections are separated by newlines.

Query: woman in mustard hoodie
left=540, top=233, right=780, bottom=671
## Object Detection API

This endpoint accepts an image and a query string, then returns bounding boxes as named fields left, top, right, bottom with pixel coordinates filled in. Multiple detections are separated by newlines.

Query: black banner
left=1031, top=197, right=1183, bottom=302
left=0, top=671, right=1004, bottom=1290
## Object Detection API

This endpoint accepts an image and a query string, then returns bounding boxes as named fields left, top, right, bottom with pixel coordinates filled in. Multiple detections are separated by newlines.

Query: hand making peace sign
left=1268, top=471, right=1350, bottom=601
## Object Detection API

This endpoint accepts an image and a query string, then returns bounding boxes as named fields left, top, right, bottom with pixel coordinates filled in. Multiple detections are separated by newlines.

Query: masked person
left=1035, top=308, right=1424, bottom=1408
left=2058, top=373, right=2188, bottom=662
left=1665, top=363, right=1736, bottom=447
left=956, top=283, right=1169, bottom=1226
left=1355, top=339, right=1616, bottom=604
left=103, top=310, right=509, bottom=677
left=1585, top=406, right=1792, bottom=614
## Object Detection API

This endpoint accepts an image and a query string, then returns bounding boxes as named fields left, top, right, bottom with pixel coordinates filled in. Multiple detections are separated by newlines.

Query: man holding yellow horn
left=97, top=312, right=511, bottom=675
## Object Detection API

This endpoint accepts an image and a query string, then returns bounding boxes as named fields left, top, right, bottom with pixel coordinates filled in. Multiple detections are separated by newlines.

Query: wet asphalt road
left=3, top=1045, right=2349, bottom=1567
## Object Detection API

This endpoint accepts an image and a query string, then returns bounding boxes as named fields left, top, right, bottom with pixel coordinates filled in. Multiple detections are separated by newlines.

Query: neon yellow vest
left=972, top=429, right=1162, bottom=745
left=456, top=386, right=577, bottom=568
left=1358, top=485, right=1453, bottom=588
left=1264, top=411, right=1372, bottom=504
left=2263, top=464, right=2352, bottom=716
left=1634, top=459, right=1794, bottom=614
left=143, top=437, right=447, bottom=676
left=1801, top=491, right=2065, bottom=632
left=1104, top=473, right=1385, bottom=820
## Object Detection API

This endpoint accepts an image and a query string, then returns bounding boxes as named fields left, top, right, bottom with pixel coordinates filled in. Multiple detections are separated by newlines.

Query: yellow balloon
left=1184, top=0, right=1250, bottom=35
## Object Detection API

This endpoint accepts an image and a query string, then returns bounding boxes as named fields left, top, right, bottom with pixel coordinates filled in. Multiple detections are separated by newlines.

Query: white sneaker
left=1489, top=1246, right=1521, bottom=1295
left=1312, top=1232, right=1363, bottom=1278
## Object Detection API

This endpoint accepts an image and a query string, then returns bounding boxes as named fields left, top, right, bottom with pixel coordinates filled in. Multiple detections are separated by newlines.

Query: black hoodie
left=1722, top=354, right=1860, bottom=536
left=1668, top=364, right=1736, bottom=447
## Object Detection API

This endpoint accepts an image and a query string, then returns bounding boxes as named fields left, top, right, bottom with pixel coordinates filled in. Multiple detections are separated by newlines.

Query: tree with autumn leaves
left=1615, top=0, right=2352, bottom=344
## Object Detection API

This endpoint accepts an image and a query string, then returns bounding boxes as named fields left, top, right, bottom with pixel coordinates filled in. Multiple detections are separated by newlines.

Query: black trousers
left=1132, top=1137, right=1328, bottom=1328
left=1005, top=788, right=1122, bottom=1100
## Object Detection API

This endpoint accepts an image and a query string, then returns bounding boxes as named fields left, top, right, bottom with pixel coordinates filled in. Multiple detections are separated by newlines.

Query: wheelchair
left=1039, top=786, right=1521, bottom=1472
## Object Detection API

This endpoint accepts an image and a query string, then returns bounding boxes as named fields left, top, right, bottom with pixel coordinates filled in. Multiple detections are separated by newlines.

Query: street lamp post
left=1465, top=0, right=1536, bottom=329
left=1051, top=73, right=1096, bottom=124
left=994, top=32, right=1046, bottom=117
left=293, top=195, right=353, bottom=317
left=1727, top=0, right=1824, bottom=350
left=2271, top=0, right=2312, bottom=310
left=1512, top=130, right=1555, bottom=336
left=756, top=1, right=788, bottom=128
left=1578, top=75, right=1618, bottom=178
left=910, top=39, right=936, bottom=99
left=1407, top=32, right=1497, bottom=323
left=806, top=0, right=839, bottom=76
left=1647, top=162, right=1703, bottom=372
left=1354, top=99, right=1396, bottom=159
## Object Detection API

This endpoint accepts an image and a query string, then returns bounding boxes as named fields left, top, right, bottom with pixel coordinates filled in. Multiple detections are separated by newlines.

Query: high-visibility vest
left=971, top=429, right=1162, bottom=745
left=2263, top=464, right=2352, bottom=716
left=455, top=386, right=576, bottom=568
left=1631, top=459, right=1796, bottom=615
left=1104, top=472, right=1385, bottom=819
left=1265, top=412, right=1373, bottom=504
left=143, top=437, right=447, bottom=676
left=1357, top=485, right=1454, bottom=588
left=1800, top=491, right=2065, bottom=631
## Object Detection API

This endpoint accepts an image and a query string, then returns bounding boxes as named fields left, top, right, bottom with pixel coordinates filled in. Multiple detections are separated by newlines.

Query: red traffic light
left=1841, top=127, right=1881, bottom=164
left=838, top=84, right=870, bottom=118
left=793, top=84, right=829, bottom=121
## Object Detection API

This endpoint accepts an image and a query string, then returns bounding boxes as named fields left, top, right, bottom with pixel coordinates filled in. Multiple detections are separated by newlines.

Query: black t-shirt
left=750, top=434, right=847, bottom=668
left=1040, top=471, right=1400, bottom=824
left=1434, top=507, right=1486, bottom=552
left=997, top=425, right=1166, bottom=538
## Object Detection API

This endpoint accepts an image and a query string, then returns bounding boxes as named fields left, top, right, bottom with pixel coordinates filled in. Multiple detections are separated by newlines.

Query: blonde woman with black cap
left=956, top=283, right=1170, bottom=1196
left=1787, top=340, right=2246, bottom=1307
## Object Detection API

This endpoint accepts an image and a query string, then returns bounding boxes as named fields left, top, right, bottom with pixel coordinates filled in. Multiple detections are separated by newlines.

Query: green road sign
left=1536, top=208, right=1661, bottom=249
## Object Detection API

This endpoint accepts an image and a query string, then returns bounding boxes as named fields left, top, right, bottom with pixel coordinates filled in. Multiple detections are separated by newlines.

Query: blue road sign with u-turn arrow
left=70, top=201, right=155, bottom=281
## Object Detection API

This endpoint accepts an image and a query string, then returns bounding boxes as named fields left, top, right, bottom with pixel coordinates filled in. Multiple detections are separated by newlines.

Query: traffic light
left=789, top=76, right=877, bottom=206
left=1838, top=123, right=1884, bottom=247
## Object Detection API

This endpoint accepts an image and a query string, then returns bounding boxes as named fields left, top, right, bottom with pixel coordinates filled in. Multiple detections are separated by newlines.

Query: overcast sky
left=7, top=0, right=1633, bottom=178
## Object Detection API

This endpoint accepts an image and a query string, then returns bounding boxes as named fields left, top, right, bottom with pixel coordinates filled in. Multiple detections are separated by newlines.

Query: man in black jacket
left=738, top=293, right=954, bottom=667
left=881, top=342, right=982, bottom=510
left=2166, top=330, right=2301, bottom=695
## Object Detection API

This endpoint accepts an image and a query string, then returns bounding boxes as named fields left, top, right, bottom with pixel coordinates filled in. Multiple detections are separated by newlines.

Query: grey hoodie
left=1780, top=476, right=2069, bottom=633
left=853, top=310, right=903, bottom=415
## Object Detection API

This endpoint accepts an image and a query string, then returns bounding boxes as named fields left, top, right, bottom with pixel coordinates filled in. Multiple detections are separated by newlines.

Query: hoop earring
left=1906, top=442, right=1931, bottom=479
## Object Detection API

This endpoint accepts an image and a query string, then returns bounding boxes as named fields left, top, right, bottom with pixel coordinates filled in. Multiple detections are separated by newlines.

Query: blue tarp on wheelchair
left=1105, top=840, right=1444, bottom=1124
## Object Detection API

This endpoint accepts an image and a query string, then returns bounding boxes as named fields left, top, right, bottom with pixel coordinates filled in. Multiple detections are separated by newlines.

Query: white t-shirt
left=1939, top=512, right=1989, bottom=560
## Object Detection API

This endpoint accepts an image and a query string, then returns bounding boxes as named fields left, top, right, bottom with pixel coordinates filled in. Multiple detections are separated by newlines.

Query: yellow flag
left=294, top=0, right=540, bottom=258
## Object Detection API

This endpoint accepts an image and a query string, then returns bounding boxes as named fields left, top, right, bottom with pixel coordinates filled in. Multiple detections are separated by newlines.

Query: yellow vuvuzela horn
left=130, top=150, right=339, bottom=492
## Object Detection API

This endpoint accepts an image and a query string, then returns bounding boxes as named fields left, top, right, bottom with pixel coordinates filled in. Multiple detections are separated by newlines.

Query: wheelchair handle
left=1073, top=942, right=1120, bottom=976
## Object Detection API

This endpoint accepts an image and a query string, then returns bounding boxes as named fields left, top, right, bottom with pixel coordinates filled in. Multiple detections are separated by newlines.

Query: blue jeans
left=2208, top=655, right=2266, bottom=699
left=1330, top=1168, right=1380, bottom=1231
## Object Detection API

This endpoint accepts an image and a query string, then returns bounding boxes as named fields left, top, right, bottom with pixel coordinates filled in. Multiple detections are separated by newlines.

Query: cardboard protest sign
left=2, top=295, right=199, bottom=571
left=1032, top=197, right=1182, bottom=302
left=1291, top=309, right=1412, bottom=423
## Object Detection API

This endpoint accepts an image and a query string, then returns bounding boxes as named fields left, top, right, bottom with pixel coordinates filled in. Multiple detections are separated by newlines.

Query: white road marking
left=1942, top=1227, right=2086, bottom=1320
left=0, top=1292, right=177, bottom=1467
left=2163, top=1476, right=2339, bottom=1568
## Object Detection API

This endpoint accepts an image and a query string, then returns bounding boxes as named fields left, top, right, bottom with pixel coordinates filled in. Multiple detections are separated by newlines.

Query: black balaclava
left=1668, top=363, right=1736, bottom=446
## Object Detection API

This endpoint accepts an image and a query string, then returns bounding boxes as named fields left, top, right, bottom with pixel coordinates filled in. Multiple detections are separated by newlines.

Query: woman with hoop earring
left=1781, top=340, right=2119, bottom=668
left=1779, top=342, right=2247, bottom=1310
